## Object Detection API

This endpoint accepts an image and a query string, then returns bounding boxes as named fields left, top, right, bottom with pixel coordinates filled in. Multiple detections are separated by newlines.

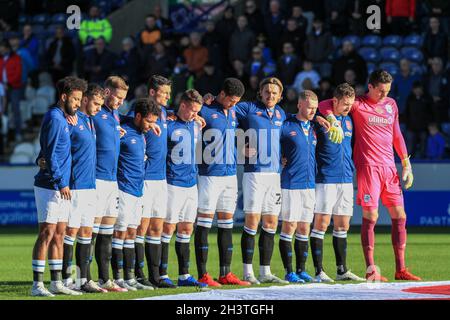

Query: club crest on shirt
left=231, top=110, right=236, bottom=119
left=275, top=120, right=283, bottom=126
left=64, top=126, right=69, bottom=133
left=346, top=120, right=352, bottom=130
left=231, top=121, right=236, bottom=127
left=275, top=110, right=281, bottom=119
left=289, top=131, right=297, bottom=136
left=385, top=104, right=393, bottom=114
left=256, top=111, right=263, bottom=116
left=364, top=194, right=371, bottom=203
left=101, top=114, right=108, bottom=120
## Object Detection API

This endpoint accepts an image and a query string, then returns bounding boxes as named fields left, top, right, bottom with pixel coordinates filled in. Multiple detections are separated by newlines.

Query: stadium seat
left=51, top=13, right=67, bottom=25
left=441, top=122, right=450, bottom=137
left=379, top=62, right=400, bottom=77
left=32, top=13, right=50, bottom=26
left=361, top=35, right=382, bottom=48
left=367, top=62, right=377, bottom=75
left=409, top=62, right=425, bottom=75
left=380, top=47, right=401, bottom=62
left=18, top=14, right=29, bottom=25
left=403, top=34, right=423, bottom=47
left=32, top=96, right=51, bottom=116
left=20, top=100, right=32, bottom=124
left=13, top=143, right=35, bottom=158
left=342, top=35, right=361, bottom=48
left=9, top=152, right=33, bottom=165
left=401, top=47, right=424, bottom=63
left=358, top=47, right=380, bottom=63
left=383, top=35, right=402, bottom=48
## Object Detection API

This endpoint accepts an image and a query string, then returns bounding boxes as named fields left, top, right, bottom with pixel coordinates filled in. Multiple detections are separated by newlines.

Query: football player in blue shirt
left=111, top=98, right=161, bottom=291
left=311, top=83, right=365, bottom=282
left=32, top=76, right=87, bottom=297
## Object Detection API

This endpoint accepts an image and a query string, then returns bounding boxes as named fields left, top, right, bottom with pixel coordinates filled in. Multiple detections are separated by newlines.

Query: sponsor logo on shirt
left=368, top=116, right=393, bottom=126
left=385, top=104, right=393, bottom=114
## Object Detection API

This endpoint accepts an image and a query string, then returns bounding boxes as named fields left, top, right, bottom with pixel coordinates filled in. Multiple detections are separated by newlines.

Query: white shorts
left=198, top=175, right=238, bottom=214
left=314, top=183, right=354, bottom=216
left=281, top=188, right=315, bottom=223
left=68, top=189, right=97, bottom=228
left=96, top=179, right=119, bottom=218
left=243, top=172, right=281, bottom=215
left=115, top=190, right=143, bottom=231
left=34, top=186, right=71, bottom=224
left=142, top=180, right=168, bottom=219
left=166, top=184, right=198, bottom=224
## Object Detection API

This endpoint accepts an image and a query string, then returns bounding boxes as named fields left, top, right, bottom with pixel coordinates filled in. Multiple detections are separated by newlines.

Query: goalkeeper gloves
left=326, top=115, right=344, bottom=144
left=401, top=157, right=414, bottom=189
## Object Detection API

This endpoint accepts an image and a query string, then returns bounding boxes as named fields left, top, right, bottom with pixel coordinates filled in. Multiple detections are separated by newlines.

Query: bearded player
left=319, top=70, right=421, bottom=281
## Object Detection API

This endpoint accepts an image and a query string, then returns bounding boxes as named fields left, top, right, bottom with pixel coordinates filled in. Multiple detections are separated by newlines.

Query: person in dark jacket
left=116, top=37, right=140, bottom=97
left=423, top=16, right=448, bottom=66
left=244, top=0, right=265, bottom=36
left=331, top=41, right=367, bottom=87
left=194, top=62, right=224, bottom=96
left=46, top=25, right=76, bottom=84
left=280, top=18, right=305, bottom=56
left=276, top=42, right=301, bottom=86
left=303, top=18, right=333, bottom=78
left=229, top=15, right=256, bottom=65
left=83, top=37, right=117, bottom=84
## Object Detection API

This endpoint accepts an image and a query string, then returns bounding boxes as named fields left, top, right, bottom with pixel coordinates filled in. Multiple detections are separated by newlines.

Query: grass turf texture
left=0, top=227, right=449, bottom=300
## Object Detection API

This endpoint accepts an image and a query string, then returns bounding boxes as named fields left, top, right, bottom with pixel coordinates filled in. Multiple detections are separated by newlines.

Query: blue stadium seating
left=409, top=62, right=425, bottom=75
left=18, top=14, right=29, bottom=25
left=379, top=62, right=400, bottom=77
left=383, top=35, right=402, bottom=48
left=403, top=34, right=423, bottom=47
left=358, top=47, right=380, bottom=63
left=380, top=47, right=401, bottom=62
left=333, top=37, right=342, bottom=50
left=51, top=13, right=67, bottom=25
left=367, top=62, right=377, bottom=75
left=401, top=46, right=424, bottom=63
left=361, top=35, right=382, bottom=48
left=32, top=13, right=50, bottom=26
left=342, top=35, right=361, bottom=48
left=441, top=123, right=450, bottom=137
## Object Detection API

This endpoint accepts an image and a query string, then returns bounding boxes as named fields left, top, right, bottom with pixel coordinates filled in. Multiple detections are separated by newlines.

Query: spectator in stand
left=241, top=74, right=259, bottom=101
left=142, top=41, right=171, bottom=81
left=292, top=0, right=324, bottom=34
left=229, top=15, right=256, bottom=65
left=20, top=24, right=39, bottom=70
left=424, top=1, right=450, bottom=33
left=0, top=0, right=20, bottom=31
left=183, top=32, right=209, bottom=77
left=426, top=122, right=446, bottom=160
left=404, top=81, right=432, bottom=158
left=385, top=0, right=416, bottom=35
left=79, top=5, right=113, bottom=46
left=343, top=69, right=360, bottom=87
left=390, top=59, right=422, bottom=118
left=314, top=77, right=334, bottom=101
left=171, top=57, right=194, bottom=100
left=423, top=16, right=448, bottom=66
left=324, top=0, right=350, bottom=36
left=216, top=5, right=236, bottom=65
left=348, top=0, right=369, bottom=35
left=264, top=0, right=286, bottom=57
left=283, top=87, right=298, bottom=114
left=202, top=20, right=223, bottom=70
left=290, top=5, right=308, bottom=41
left=231, top=60, right=248, bottom=87
left=256, top=34, right=275, bottom=65
left=9, top=33, right=35, bottom=88
left=83, top=37, right=117, bottom=84
left=332, top=40, right=367, bottom=87
left=425, top=57, right=449, bottom=124
left=276, top=42, right=301, bottom=86
left=246, top=46, right=268, bottom=79
left=0, top=40, right=23, bottom=141
left=153, top=4, right=173, bottom=32
left=194, top=62, right=223, bottom=96
left=304, top=18, right=333, bottom=78
left=293, top=60, right=321, bottom=93
left=280, top=18, right=305, bottom=56
left=116, top=37, right=140, bottom=95
left=245, top=0, right=265, bottom=36
left=45, top=25, right=75, bottom=84
left=139, top=14, right=162, bottom=50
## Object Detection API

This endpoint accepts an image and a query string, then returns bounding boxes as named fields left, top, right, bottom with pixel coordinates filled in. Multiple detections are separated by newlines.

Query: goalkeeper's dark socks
left=333, top=230, right=348, bottom=275
left=310, top=229, right=325, bottom=276
left=279, top=232, right=293, bottom=274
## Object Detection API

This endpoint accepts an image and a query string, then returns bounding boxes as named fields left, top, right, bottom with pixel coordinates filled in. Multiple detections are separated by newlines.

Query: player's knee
left=126, top=228, right=137, bottom=239
left=148, top=225, right=163, bottom=237
left=297, top=224, right=310, bottom=235
left=38, top=227, right=55, bottom=244
left=334, top=224, right=349, bottom=232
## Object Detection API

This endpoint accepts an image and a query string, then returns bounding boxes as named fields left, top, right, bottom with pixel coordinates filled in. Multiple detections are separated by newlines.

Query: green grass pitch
left=0, top=227, right=449, bottom=300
